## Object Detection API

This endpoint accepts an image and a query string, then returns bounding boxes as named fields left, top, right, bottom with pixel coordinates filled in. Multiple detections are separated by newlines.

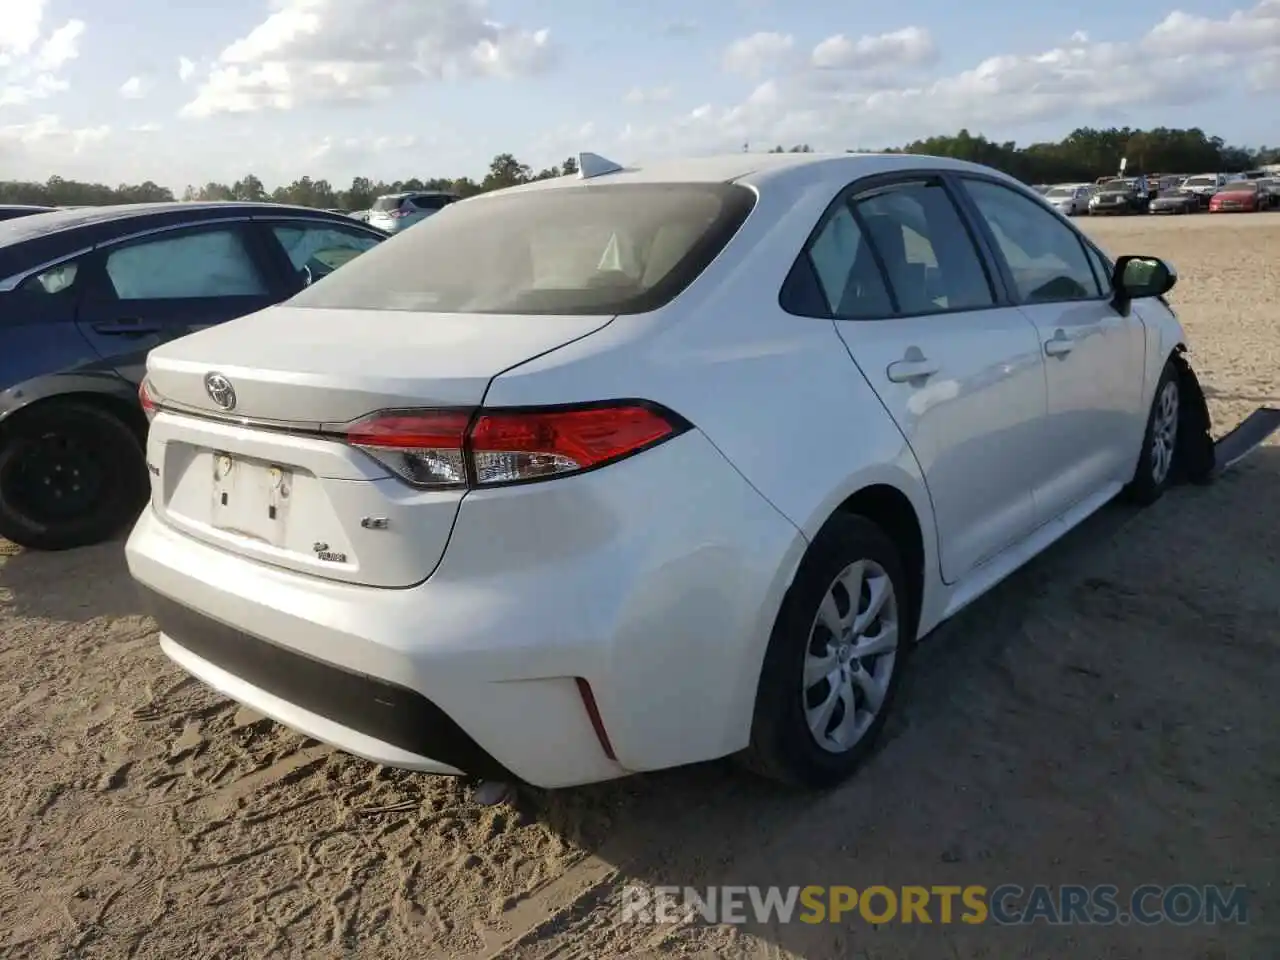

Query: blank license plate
left=210, top=453, right=291, bottom=545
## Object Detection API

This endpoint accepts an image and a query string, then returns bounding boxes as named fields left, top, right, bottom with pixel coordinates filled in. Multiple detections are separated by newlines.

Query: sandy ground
left=2, top=214, right=1278, bottom=960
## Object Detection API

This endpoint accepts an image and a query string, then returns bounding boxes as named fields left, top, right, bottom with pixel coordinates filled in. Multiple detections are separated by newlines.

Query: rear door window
left=103, top=227, right=268, bottom=300
left=851, top=181, right=995, bottom=315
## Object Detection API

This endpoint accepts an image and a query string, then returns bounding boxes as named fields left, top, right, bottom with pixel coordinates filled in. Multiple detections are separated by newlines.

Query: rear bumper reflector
left=575, top=678, right=617, bottom=761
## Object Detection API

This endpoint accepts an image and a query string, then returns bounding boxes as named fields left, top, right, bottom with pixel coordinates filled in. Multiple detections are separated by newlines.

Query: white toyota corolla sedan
left=126, top=151, right=1211, bottom=790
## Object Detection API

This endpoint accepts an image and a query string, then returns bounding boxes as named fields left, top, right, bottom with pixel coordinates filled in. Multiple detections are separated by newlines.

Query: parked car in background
left=1089, top=178, right=1149, bottom=214
left=1030, top=184, right=1051, bottom=195
left=349, top=210, right=372, bottom=223
left=1181, top=173, right=1228, bottom=207
left=0, top=202, right=385, bottom=550
left=1255, top=178, right=1280, bottom=209
left=1042, top=183, right=1093, bottom=216
left=1148, top=188, right=1202, bottom=215
left=367, top=191, right=460, bottom=234
left=1209, top=180, right=1264, bottom=213
left=0, top=205, right=55, bottom=221
left=125, top=151, right=1200, bottom=792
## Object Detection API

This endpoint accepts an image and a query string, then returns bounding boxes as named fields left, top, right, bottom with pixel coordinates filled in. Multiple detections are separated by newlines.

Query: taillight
left=139, top=377, right=160, bottom=423
left=345, top=410, right=471, bottom=488
left=343, top=402, right=688, bottom=489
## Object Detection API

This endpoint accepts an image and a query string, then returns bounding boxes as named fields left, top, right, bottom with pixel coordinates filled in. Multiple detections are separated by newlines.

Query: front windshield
left=1099, top=181, right=1131, bottom=193
left=1218, top=181, right=1256, bottom=192
left=1183, top=176, right=1215, bottom=187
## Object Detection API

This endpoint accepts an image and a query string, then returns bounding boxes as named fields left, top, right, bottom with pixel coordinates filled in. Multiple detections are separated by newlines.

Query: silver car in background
left=368, top=191, right=460, bottom=234
left=1042, top=183, right=1094, bottom=216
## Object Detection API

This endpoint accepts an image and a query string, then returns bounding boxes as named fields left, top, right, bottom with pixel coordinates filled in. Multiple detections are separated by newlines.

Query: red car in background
left=1208, top=181, right=1263, bottom=213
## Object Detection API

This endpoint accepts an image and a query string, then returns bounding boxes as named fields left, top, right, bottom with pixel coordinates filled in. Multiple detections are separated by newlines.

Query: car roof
left=480, top=152, right=1031, bottom=200
left=0, top=201, right=364, bottom=249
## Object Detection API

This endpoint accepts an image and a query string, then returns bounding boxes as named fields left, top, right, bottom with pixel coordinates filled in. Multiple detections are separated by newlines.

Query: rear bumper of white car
left=126, top=430, right=805, bottom=789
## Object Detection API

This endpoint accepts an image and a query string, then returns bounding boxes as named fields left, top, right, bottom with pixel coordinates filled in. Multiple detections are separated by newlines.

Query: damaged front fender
left=1170, top=346, right=1215, bottom=485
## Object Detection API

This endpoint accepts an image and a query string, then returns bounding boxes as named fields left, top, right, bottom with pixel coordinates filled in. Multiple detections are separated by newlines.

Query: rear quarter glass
left=287, top=182, right=757, bottom=316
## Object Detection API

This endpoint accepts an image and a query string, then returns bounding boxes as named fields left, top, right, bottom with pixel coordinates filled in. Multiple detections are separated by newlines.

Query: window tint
left=17, top=261, right=79, bottom=295
left=411, top=195, right=449, bottom=211
left=853, top=181, right=994, bottom=314
left=801, top=204, right=893, bottom=318
left=961, top=179, right=1101, bottom=303
left=289, top=183, right=755, bottom=316
left=271, top=223, right=381, bottom=282
left=104, top=228, right=267, bottom=300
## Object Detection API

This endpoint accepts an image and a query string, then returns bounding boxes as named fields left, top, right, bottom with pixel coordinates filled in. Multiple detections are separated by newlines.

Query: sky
left=1, top=0, right=1278, bottom=191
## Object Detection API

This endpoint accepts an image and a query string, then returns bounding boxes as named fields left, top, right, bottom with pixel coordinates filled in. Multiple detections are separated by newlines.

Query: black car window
left=411, top=195, right=450, bottom=211
left=270, top=223, right=381, bottom=282
left=852, top=181, right=995, bottom=315
left=102, top=227, right=268, bottom=299
left=960, top=179, right=1102, bottom=303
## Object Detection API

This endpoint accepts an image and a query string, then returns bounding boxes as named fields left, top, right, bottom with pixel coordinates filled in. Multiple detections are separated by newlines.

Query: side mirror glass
left=1113, top=255, right=1176, bottom=300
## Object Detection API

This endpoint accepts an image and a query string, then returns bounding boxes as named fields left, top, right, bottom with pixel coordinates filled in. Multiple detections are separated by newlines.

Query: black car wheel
left=0, top=401, right=149, bottom=550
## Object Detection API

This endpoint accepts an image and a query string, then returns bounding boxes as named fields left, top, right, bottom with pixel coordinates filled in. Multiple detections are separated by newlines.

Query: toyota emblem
left=204, top=372, right=237, bottom=411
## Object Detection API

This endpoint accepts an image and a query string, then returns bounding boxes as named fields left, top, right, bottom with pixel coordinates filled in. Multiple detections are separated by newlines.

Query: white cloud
left=723, top=32, right=794, bottom=77
left=0, top=0, right=84, bottom=107
left=178, top=56, right=195, bottom=82
left=119, top=75, right=146, bottom=99
left=811, top=27, right=937, bottom=70
left=0, top=114, right=109, bottom=157
left=181, top=0, right=555, bottom=117
left=624, top=85, right=674, bottom=104
left=627, top=0, right=1280, bottom=155
left=130, top=121, right=162, bottom=133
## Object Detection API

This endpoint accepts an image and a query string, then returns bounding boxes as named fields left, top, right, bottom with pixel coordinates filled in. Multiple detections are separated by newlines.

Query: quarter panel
left=482, top=178, right=948, bottom=637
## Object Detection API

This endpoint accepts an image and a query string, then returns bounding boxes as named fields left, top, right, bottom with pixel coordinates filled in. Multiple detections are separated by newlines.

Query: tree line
left=2, top=127, right=1277, bottom=210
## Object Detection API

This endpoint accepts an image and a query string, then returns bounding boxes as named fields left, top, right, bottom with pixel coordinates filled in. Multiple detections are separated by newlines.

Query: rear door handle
left=886, top=357, right=940, bottom=383
left=91, top=319, right=161, bottom=336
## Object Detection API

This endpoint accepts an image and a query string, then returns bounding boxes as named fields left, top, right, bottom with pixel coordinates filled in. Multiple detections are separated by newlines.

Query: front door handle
left=91, top=319, right=161, bottom=336
left=1044, top=331, right=1073, bottom=358
left=886, top=354, right=940, bottom=383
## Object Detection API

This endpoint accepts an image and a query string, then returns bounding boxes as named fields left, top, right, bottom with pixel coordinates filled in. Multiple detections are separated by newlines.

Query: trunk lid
left=145, top=305, right=610, bottom=423
left=144, top=305, right=612, bottom=587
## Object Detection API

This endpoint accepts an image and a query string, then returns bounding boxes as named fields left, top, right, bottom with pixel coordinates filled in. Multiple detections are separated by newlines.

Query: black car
left=0, top=202, right=385, bottom=550
left=0, top=205, right=55, bottom=222
left=1088, top=178, right=1150, bottom=215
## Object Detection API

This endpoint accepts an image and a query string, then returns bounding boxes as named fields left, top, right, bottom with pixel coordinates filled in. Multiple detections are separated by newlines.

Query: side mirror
left=1112, top=255, right=1177, bottom=304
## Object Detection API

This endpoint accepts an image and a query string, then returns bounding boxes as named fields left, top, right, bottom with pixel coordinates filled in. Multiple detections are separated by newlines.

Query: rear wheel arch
left=831, top=484, right=925, bottom=633
left=0, top=389, right=147, bottom=446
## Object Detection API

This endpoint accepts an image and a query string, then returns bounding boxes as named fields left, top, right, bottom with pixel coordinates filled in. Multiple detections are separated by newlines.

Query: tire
left=1122, top=361, right=1180, bottom=507
left=0, top=401, right=148, bottom=550
left=738, top=514, right=915, bottom=788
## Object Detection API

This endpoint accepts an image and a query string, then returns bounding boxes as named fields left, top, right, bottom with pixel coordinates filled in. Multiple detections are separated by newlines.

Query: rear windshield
left=372, top=196, right=407, bottom=212
left=289, top=183, right=756, bottom=315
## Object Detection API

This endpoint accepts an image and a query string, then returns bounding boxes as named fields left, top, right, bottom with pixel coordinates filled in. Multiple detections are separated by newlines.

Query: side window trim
left=779, top=169, right=1013, bottom=322
left=950, top=173, right=1110, bottom=306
